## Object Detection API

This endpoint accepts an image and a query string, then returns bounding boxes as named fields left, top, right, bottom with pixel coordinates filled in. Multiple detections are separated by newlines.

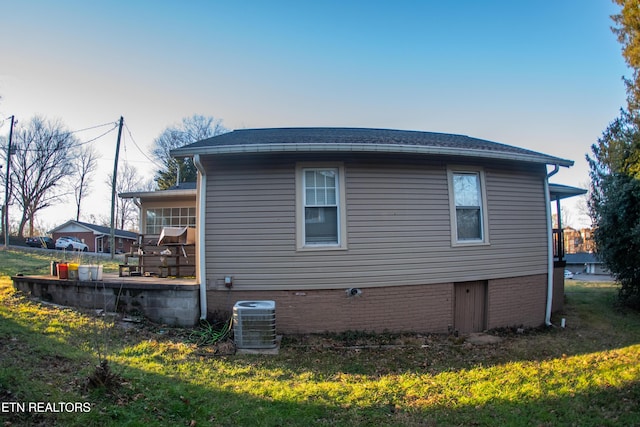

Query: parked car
left=564, top=269, right=574, bottom=280
left=25, top=236, right=55, bottom=249
left=55, top=236, right=89, bottom=252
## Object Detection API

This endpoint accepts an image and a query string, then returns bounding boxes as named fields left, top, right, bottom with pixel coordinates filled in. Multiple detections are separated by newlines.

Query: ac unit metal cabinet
left=233, top=300, right=276, bottom=349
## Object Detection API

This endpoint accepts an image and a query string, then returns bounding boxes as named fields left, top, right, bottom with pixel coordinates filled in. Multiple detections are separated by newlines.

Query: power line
left=76, top=123, right=119, bottom=147
left=122, top=119, right=164, bottom=169
left=67, top=121, right=118, bottom=135
left=3, top=120, right=119, bottom=154
left=1, top=118, right=117, bottom=135
left=7, top=125, right=119, bottom=154
left=0, top=116, right=15, bottom=127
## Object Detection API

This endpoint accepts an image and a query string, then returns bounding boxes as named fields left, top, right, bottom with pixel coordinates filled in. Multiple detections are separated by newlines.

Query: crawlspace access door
left=454, top=281, right=487, bottom=333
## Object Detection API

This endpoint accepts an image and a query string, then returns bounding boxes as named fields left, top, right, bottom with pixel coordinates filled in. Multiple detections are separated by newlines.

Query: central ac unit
left=233, top=300, right=276, bottom=349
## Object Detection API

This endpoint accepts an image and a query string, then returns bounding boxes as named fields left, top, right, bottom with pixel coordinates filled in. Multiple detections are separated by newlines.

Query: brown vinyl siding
left=202, top=155, right=548, bottom=291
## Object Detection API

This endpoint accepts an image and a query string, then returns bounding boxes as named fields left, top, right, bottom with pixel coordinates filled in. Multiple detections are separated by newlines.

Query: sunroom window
left=145, top=207, right=196, bottom=235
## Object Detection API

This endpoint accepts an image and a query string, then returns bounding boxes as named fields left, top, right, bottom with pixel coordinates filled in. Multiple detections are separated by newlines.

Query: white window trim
left=447, top=166, right=490, bottom=247
left=296, top=162, right=348, bottom=251
left=143, top=206, right=197, bottom=235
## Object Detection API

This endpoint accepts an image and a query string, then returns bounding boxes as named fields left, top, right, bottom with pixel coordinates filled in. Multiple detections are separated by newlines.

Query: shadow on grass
left=421, top=380, right=640, bottom=427
left=8, top=278, right=640, bottom=382
left=3, top=276, right=640, bottom=426
left=2, top=308, right=640, bottom=427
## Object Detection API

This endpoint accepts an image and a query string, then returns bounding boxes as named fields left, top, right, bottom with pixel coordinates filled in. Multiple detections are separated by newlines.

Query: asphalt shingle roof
left=565, top=252, right=601, bottom=264
left=75, top=221, right=138, bottom=239
left=171, top=127, right=573, bottom=167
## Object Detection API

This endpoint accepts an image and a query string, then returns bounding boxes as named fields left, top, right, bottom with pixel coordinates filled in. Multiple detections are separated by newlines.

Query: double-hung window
left=297, top=164, right=347, bottom=250
left=448, top=168, right=489, bottom=245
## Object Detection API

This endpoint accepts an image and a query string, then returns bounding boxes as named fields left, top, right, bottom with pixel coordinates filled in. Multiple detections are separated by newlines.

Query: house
left=165, top=127, right=580, bottom=334
left=50, top=220, right=138, bottom=253
left=565, top=252, right=608, bottom=275
left=562, top=227, right=595, bottom=254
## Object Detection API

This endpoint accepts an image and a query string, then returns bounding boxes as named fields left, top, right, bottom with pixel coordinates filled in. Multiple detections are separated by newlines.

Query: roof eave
left=549, top=183, right=588, bottom=201
left=171, top=143, right=574, bottom=167
left=119, top=189, right=197, bottom=199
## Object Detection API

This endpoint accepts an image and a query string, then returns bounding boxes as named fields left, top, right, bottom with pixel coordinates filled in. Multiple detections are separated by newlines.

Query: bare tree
left=106, top=161, right=142, bottom=230
left=87, top=213, right=110, bottom=228
left=6, top=116, right=78, bottom=238
left=74, top=145, right=100, bottom=221
left=152, top=115, right=227, bottom=189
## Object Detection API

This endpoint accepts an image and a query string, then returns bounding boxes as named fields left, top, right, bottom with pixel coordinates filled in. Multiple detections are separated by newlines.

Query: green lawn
left=0, top=247, right=121, bottom=277
left=1, top=248, right=639, bottom=426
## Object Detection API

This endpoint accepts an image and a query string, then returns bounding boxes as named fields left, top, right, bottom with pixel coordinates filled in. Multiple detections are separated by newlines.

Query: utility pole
left=109, top=116, right=124, bottom=259
left=4, top=115, right=15, bottom=248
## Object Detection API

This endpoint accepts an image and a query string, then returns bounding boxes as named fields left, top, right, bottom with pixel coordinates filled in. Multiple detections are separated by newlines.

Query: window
left=145, top=207, right=196, bottom=235
left=296, top=164, right=347, bottom=250
left=448, top=168, right=488, bottom=245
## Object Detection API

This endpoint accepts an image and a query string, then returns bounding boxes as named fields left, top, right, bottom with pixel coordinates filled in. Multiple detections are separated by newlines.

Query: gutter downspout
left=193, top=154, right=207, bottom=320
left=544, top=164, right=560, bottom=326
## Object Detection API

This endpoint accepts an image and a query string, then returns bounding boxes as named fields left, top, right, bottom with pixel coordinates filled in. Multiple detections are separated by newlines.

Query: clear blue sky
left=0, top=0, right=629, bottom=229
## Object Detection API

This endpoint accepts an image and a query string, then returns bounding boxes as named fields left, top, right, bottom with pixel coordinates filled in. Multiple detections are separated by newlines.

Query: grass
left=0, top=247, right=121, bottom=277
left=1, top=248, right=639, bottom=426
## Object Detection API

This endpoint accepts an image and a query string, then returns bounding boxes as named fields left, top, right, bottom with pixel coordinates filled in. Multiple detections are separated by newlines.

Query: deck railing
left=553, top=228, right=564, bottom=262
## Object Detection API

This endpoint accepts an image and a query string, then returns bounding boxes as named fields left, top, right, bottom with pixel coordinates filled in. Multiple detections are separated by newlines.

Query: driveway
left=570, top=273, right=614, bottom=282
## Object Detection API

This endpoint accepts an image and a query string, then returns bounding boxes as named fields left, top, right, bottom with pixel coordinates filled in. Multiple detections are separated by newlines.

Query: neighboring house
left=562, top=227, right=595, bottom=254
left=165, top=127, right=579, bottom=334
left=50, top=220, right=138, bottom=253
left=563, top=227, right=583, bottom=254
left=565, top=252, right=608, bottom=275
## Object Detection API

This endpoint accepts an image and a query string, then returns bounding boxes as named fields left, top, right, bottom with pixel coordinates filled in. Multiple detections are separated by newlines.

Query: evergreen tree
left=587, top=110, right=640, bottom=308
left=612, top=0, right=640, bottom=110
left=587, top=0, right=640, bottom=308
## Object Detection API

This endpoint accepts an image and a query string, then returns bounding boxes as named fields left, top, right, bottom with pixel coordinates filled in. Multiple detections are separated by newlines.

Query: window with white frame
left=297, top=165, right=347, bottom=249
left=448, top=169, right=488, bottom=244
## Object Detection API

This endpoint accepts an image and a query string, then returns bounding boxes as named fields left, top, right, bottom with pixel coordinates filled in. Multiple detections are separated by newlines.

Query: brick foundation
left=208, top=283, right=454, bottom=334
left=487, top=274, right=547, bottom=329
left=207, top=274, right=548, bottom=334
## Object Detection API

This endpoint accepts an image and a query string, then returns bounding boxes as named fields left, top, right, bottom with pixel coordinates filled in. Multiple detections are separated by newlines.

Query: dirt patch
left=465, top=333, right=503, bottom=345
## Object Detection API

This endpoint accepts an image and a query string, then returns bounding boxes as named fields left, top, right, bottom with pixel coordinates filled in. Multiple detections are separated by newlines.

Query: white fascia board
left=119, top=189, right=197, bottom=199
left=172, top=143, right=574, bottom=167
